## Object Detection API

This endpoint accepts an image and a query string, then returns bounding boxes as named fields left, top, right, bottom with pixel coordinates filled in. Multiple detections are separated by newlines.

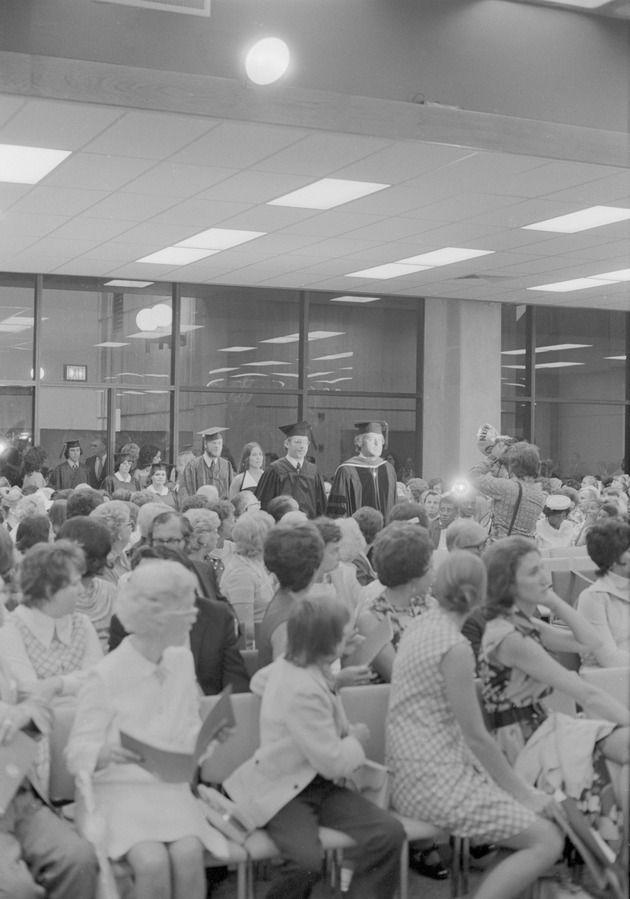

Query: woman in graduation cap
left=255, top=422, right=326, bottom=520
left=327, top=421, right=397, bottom=522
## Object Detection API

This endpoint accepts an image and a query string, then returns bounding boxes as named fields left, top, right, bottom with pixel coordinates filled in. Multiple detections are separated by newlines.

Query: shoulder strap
left=506, top=481, right=523, bottom=536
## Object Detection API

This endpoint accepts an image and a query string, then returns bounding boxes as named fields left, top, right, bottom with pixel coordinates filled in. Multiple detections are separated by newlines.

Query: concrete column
left=422, top=298, right=501, bottom=486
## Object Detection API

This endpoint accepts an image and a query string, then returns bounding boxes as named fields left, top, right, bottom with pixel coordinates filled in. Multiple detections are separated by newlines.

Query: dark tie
left=295, top=463, right=301, bottom=475
left=210, top=460, right=216, bottom=478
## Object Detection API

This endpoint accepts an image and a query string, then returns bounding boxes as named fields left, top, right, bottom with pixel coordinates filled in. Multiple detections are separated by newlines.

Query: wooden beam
left=0, top=51, right=627, bottom=167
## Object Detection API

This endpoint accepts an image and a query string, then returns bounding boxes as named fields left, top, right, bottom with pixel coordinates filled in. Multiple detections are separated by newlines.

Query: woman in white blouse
left=220, top=510, right=275, bottom=645
left=0, top=540, right=102, bottom=701
left=228, top=442, right=265, bottom=499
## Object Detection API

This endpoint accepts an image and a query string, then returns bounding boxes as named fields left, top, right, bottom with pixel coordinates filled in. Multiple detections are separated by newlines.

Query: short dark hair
left=58, top=516, right=112, bottom=578
left=505, top=442, right=541, bottom=479
left=208, top=500, right=235, bottom=524
left=147, top=511, right=191, bottom=545
left=372, top=522, right=434, bottom=587
left=20, top=540, right=85, bottom=608
left=15, top=515, right=51, bottom=553
left=482, top=536, right=538, bottom=619
left=66, top=489, right=105, bottom=519
left=388, top=502, right=429, bottom=528
left=138, top=444, right=161, bottom=469
left=352, top=506, right=384, bottom=545
left=286, top=593, right=349, bottom=667
left=312, top=517, right=342, bottom=546
left=266, top=495, right=299, bottom=523
left=263, top=523, right=324, bottom=591
left=181, top=495, right=210, bottom=512
left=586, top=520, right=630, bottom=576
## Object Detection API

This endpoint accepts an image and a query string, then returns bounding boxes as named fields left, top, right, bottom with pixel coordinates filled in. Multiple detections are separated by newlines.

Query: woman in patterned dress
left=388, top=552, right=564, bottom=899
left=480, top=536, right=630, bottom=856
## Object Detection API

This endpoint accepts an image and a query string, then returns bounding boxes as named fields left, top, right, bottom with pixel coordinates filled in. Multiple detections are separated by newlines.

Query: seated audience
left=89, top=500, right=134, bottom=586
left=312, top=517, right=362, bottom=622
left=387, top=551, right=564, bottom=899
left=352, top=505, right=384, bottom=566
left=480, top=537, right=630, bottom=854
left=48, top=498, right=68, bottom=537
left=220, top=510, right=274, bottom=645
left=338, top=515, right=376, bottom=587
left=0, top=541, right=102, bottom=701
left=15, top=514, right=52, bottom=554
left=534, top=494, right=575, bottom=550
left=266, top=494, right=299, bottom=523
left=225, top=595, right=405, bottom=899
left=66, top=560, right=229, bottom=899
left=108, top=545, right=249, bottom=695
left=65, top=488, right=106, bottom=519
left=58, top=516, right=117, bottom=652
left=436, top=494, right=460, bottom=549
left=231, top=490, right=261, bottom=517
left=577, top=520, right=630, bottom=667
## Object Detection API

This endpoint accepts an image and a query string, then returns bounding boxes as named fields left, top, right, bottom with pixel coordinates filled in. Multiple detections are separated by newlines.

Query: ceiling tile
left=251, top=133, right=393, bottom=176
left=43, top=153, right=157, bottom=191
left=332, top=143, right=476, bottom=184
left=402, top=192, right=520, bottom=222
left=81, top=112, right=220, bottom=159
left=196, top=171, right=312, bottom=204
left=218, top=205, right=319, bottom=231
left=122, top=162, right=237, bottom=198
left=0, top=97, right=26, bottom=128
left=0, top=99, right=125, bottom=150
left=149, top=198, right=249, bottom=227
left=172, top=122, right=307, bottom=168
left=47, top=218, right=134, bottom=242
left=0, top=183, right=33, bottom=208
left=0, top=212, right=70, bottom=236
left=87, top=192, right=180, bottom=221
left=8, top=187, right=109, bottom=217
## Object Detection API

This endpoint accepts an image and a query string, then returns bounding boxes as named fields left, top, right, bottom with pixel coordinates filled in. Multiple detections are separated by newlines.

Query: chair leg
left=235, top=860, right=248, bottom=899
left=451, top=835, right=470, bottom=898
left=397, top=839, right=409, bottom=899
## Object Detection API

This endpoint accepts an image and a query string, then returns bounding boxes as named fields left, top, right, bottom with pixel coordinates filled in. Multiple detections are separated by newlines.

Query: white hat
left=545, top=494, right=571, bottom=511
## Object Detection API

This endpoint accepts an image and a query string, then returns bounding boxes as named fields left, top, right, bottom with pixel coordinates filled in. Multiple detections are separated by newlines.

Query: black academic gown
left=327, top=456, right=397, bottom=521
left=255, top=457, right=326, bottom=520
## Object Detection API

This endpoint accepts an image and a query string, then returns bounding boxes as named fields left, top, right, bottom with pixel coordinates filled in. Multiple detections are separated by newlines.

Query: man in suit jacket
left=85, top=436, right=108, bottom=490
left=108, top=595, right=249, bottom=695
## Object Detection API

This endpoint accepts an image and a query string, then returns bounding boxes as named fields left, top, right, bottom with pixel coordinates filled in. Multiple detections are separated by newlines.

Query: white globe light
left=151, top=303, right=172, bottom=329
left=136, top=308, right=157, bottom=331
left=245, top=38, right=290, bottom=86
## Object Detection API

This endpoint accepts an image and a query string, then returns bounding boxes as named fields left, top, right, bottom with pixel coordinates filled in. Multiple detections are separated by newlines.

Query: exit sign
left=64, top=364, right=88, bottom=382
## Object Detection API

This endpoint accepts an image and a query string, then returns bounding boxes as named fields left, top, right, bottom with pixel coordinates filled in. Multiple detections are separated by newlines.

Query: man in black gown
left=326, top=421, right=397, bottom=522
left=255, top=421, right=326, bottom=520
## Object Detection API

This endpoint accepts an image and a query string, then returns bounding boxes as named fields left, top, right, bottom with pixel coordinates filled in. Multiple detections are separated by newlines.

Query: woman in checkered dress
left=387, top=552, right=564, bottom=899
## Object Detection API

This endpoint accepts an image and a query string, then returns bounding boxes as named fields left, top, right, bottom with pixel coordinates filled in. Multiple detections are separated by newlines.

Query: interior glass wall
left=0, top=274, right=36, bottom=383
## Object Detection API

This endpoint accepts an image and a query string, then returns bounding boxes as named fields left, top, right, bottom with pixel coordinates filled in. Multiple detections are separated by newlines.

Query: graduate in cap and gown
left=48, top=440, right=89, bottom=491
left=179, top=427, right=234, bottom=501
left=327, top=421, right=397, bottom=521
left=255, top=422, right=326, bottom=520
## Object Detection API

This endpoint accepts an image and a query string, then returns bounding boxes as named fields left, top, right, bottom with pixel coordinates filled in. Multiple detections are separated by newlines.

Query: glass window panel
left=534, top=307, right=626, bottom=401
left=0, top=388, right=34, bottom=473
left=178, top=390, right=299, bottom=471
left=41, top=278, right=172, bottom=387
left=500, top=400, right=530, bottom=444
left=39, top=386, right=109, bottom=467
left=115, top=388, right=171, bottom=461
left=307, top=395, right=417, bottom=481
left=179, top=286, right=301, bottom=391
left=501, top=304, right=528, bottom=400
left=0, top=275, right=35, bottom=382
left=534, top=401, right=626, bottom=481
left=307, top=294, right=418, bottom=394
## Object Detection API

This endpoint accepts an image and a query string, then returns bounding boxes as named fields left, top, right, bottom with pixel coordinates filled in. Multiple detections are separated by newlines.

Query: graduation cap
left=61, top=439, right=82, bottom=458
left=197, top=427, right=229, bottom=440
left=354, top=421, right=389, bottom=442
left=279, top=421, right=312, bottom=438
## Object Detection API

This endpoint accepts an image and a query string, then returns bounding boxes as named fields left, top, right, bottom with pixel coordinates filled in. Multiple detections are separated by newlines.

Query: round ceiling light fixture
left=136, top=304, right=172, bottom=332
left=245, top=38, right=290, bottom=85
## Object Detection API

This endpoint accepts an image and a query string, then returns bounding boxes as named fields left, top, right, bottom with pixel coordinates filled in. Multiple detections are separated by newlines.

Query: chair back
left=339, top=683, right=390, bottom=764
left=240, top=648, right=260, bottom=680
left=200, top=692, right=262, bottom=784
left=580, top=666, right=630, bottom=707
left=49, top=706, right=76, bottom=803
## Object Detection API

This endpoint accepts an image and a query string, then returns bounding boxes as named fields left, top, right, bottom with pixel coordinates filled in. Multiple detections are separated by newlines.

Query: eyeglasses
left=152, top=536, right=184, bottom=546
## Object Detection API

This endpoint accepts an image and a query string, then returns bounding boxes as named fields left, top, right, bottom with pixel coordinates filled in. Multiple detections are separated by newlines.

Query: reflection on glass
left=39, top=387, right=109, bottom=471
left=534, top=402, right=626, bottom=481
left=501, top=304, right=528, bottom=399
left=0, top=388, right=33, bottom=465
left=0, top=275, right=35, bottom=382
left=116, top=389, right=170, bottom=461
left=179, top=287, right=300, bottom=391
left=307, top=294, right=417, bottom=394
left=41, top=279, right=172, bottom=386
left=534, top=307, right=626, bottom=402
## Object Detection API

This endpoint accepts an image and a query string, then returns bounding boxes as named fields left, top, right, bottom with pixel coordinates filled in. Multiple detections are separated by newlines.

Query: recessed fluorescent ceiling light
left=523, top=206, right=630, bottom=233
left=136, top=248, right=218, bottom=265
left=230, top=372, right=267, bottom=378
left=398, top=247, right=495, bottom=266
left=207, top=367, right=238, bottom=375
left=535, top=362, right=586, bottom=369
left=318, top=377, right=353, bottom=384
left=596, top=269, right=630, bottom=282
left=260, top=333, right=299, bottom=344
left=605, top=355, right=627, bottom=361
left=528, top=278, right=613, bottom=292
left=94, top=342, right=130, bottom=348
left=272, top=372, right=299, bottom=377
left=346, top=263, right=431, bottom=280
left=330, top=296, right=379, bottom=304
left=242, top=361, right=290, bottom=366
left=308, top=371, right=335, bottom=378
left=536, top=344, right=591, bottom=353
left=268, top=178, right=389, bottom=210
left=312, top=352, right=354, bottom=361
left=308, top=331, right=345, bottom=341
left=0, top=144, right=72, bottom=183
left=502, top=364, right=527, bottom=370
left=175, top=228, right=265, bottom=250
left=501, top=349, right=526, bottom=356
left=218, top=346, right=256, bottom=352
left=104, top=280, right=154, bottom=288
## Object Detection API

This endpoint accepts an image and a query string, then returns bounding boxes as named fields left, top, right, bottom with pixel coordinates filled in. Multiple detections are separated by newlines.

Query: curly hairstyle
left=22, top=446, right=47, bottom=475
left=15, top=515, right=51, bottom=553
left=232, top=510, right=274, bottom=558
left=138, top=444, right=161, bottom=469
left=432, top=551, right=486, bottom=615
left=337, top=517, right=366, bottom=562
left=208, top=499, right=235, bottom=525
left=89, top=500, right=131, bottom=544
left=482, top=536, right=538, bottom=619
left=20, top=540, right=85, bottom=608
left=388, top=501, right=429, bottom=528
left=58, top=516, right=112, bottom=578
left=183, top=508, right=221, bottom=548
left=351, top=506, right=384, bottom=545
left=66, top=489, right=106, bottom=519
left=372, top=521, right=434, bottom=587
left=266, top=495, right=299, bottom=523
left=312, top=517, right=342, bottom=546
left=116, top=560, right=198, bottom=638
left=585, top=519, right=630, bottom=576
left=263, top=523, right=324, bottom=591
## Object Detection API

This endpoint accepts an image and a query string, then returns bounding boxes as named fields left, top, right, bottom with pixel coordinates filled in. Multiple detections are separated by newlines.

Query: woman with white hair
left=65, top=560, right=228, bottom=899
left=220, top=510, right=275, bottom=645
left=89, top=500, right=134, bottom=586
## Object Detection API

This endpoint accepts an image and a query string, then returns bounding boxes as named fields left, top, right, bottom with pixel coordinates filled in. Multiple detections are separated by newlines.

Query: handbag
left=344, top=759, right=391, bottom=809
left=197, top=784, right=257, bottom=844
